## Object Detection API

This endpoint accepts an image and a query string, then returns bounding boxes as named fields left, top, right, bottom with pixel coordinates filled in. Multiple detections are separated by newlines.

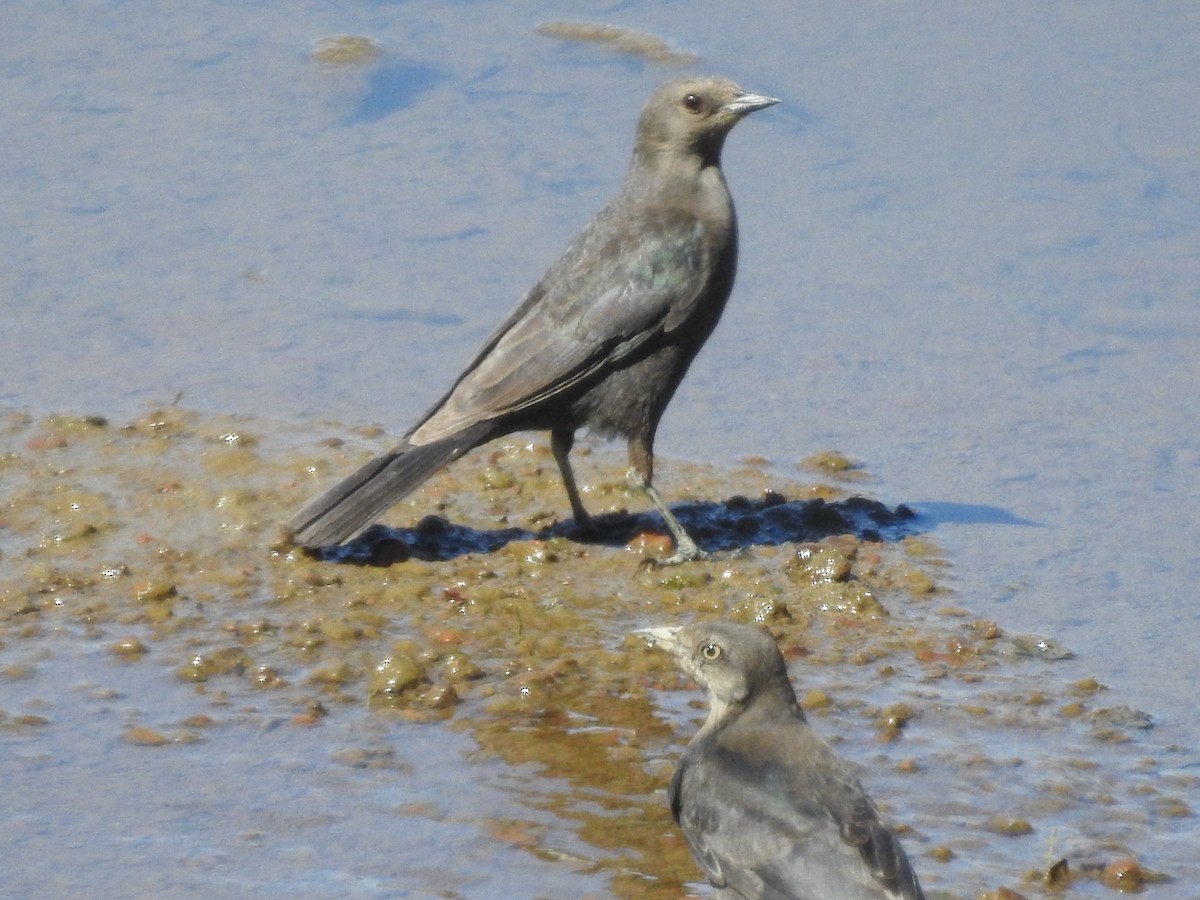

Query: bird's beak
left=723, top=90, right=780, bottom=116
left=634, top=625, right=684, bottom=650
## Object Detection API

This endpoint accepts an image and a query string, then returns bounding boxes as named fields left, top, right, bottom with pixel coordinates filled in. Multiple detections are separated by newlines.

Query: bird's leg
left=627, top=436, right=705, bottom=564
left=551, top=429, right=592, bottom=530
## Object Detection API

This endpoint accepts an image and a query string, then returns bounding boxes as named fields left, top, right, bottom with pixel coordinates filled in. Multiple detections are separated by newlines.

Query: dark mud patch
left=312, top=491, right=917, bottom=565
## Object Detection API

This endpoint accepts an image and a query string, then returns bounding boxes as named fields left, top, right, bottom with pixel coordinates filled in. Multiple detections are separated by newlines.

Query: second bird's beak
left=723, top=90, right=780, bottom=117
left=634, top=625, right=684, bottom=651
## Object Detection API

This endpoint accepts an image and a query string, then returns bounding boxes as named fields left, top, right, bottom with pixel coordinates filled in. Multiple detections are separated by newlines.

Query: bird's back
left=406, top=149, right=738, bottom=448
left=672, top=719, right=925, bottom=900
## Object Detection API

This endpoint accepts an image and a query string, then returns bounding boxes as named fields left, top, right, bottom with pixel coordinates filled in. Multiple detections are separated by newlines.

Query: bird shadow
left=308, top=492, right=921, bottom=566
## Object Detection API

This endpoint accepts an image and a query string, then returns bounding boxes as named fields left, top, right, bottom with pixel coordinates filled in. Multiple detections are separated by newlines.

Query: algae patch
left=0, top=406, right=1180, bottom=897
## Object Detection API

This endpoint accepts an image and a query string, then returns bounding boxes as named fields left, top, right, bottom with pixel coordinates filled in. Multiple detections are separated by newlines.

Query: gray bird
left=287, top=77, right=778, bottom=563
left=636, top=622, right=926, bottom=900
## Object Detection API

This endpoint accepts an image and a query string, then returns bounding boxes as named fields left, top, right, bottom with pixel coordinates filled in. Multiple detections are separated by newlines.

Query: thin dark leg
left=551, top=428, right=591, bottom=526
left=627, top=435, right=704, bottom=563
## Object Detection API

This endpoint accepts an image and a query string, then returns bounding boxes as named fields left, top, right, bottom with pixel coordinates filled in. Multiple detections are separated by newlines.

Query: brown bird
left=288, top=77, right=778, bottom=563
left=637, top=622, right=926, bottom=899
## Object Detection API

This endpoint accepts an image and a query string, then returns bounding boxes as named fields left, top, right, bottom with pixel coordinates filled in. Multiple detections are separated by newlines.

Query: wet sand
left=1, top=406, right=1188, bottom=897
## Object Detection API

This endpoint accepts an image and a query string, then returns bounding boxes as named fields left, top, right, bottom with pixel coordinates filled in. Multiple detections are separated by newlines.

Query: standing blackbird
left=636, top=622, right=926, bottom=899
left=288, top=77, right=778, bottom=562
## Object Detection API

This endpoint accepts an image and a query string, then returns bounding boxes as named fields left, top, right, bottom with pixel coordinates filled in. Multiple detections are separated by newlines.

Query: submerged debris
left=310, top=35, right=383, bottom=68
left=535, top=22, right=696, bottom=65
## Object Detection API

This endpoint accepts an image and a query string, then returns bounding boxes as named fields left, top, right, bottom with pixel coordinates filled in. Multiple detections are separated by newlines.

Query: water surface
left=3, top=1, right=1198, bottom=896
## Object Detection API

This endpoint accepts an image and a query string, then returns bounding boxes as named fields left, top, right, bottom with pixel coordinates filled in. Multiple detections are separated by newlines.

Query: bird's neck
left=703, top=682, right=801, bottom=735
left=624, top=148, right=733, bottom=231
left=630, top=140, right=723, bottom=184
left=710, top=681, right=806, bottom=734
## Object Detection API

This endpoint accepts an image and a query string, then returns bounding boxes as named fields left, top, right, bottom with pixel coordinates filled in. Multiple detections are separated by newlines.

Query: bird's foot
left=635, top=479, right=705, bottom=564
left=662, top=548, right=708, bottom=566
left=644, top=536, right=707, bottom=567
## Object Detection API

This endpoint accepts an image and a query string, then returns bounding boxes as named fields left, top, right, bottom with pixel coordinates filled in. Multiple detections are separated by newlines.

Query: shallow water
left=1, top=409, right=1191, bottom=898
left=3, top=1, right=1199, bottom=897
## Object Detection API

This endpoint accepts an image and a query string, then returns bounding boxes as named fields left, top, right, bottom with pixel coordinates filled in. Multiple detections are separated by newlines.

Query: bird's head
left=636, top=620, right=797, bottom=729
left=633, top=76, right=778, bottom=169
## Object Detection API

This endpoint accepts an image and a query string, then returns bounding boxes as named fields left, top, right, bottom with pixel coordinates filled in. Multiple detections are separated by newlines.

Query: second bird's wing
left=672, top=726, right=923, bottom=900
left=673, top=742, right=830, bottom=900
left=407, top=202, right=715, bottom=445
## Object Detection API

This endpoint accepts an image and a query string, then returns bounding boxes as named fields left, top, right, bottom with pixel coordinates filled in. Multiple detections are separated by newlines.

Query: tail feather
left=287, top=425, right=491, bottom=548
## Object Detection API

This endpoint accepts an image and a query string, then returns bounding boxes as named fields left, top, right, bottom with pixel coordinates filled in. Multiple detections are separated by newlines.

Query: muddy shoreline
left=0, top=406, right=1186, bottom=897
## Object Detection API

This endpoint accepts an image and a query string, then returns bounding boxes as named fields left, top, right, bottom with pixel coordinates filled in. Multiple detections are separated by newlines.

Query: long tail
left=287, top=423, right=493, bottom=548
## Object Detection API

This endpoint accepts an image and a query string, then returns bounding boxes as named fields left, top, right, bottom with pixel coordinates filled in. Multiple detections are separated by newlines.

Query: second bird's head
left=637, top=621, right=796, bottom=726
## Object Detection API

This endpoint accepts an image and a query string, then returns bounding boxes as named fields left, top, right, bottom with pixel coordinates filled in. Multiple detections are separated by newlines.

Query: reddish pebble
left=627, top=531, right=673, bottom=555
left=1102, top=857, right=1145, bottom=892
left=26, top=434, right=68, bottom=451
left=426, top=626, right=465, bottom=645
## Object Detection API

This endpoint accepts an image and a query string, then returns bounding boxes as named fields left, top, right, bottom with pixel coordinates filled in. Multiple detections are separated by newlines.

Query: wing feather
left=672, top=724, right=925, bottom=900
left=408, top=202, right=709, bottom=444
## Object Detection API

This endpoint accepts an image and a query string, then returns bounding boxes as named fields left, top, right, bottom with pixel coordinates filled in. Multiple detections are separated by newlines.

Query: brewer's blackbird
left=636, top=622, right=926, bottom=900
left=287, top=77, right=778, bottom=563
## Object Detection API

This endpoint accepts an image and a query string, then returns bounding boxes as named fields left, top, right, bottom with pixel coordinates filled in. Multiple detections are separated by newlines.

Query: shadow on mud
left=307, top=492, right=920, bottom=566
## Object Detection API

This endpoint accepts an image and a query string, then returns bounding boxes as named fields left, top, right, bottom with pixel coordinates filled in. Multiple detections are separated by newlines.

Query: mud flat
left=0, top=407, right=1187, bottom=897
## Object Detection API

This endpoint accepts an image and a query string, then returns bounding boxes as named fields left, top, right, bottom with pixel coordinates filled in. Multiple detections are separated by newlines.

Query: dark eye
left=701, top=642, right=722, bottom=661
left=682, top=93, right=703, bottom=113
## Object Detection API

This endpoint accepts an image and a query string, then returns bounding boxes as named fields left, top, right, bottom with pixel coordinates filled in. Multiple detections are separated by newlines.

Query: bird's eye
left=701, top=643, right=722, bottom=661
left=682, top=93, right=703, bottom=113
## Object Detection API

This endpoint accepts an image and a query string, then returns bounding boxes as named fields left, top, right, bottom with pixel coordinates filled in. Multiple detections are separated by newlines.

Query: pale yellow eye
left=701, top=642, right=722, bottom=661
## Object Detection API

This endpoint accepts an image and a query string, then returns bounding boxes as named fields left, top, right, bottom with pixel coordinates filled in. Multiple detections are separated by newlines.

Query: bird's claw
left=640, top=541, right=707, bottom=567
